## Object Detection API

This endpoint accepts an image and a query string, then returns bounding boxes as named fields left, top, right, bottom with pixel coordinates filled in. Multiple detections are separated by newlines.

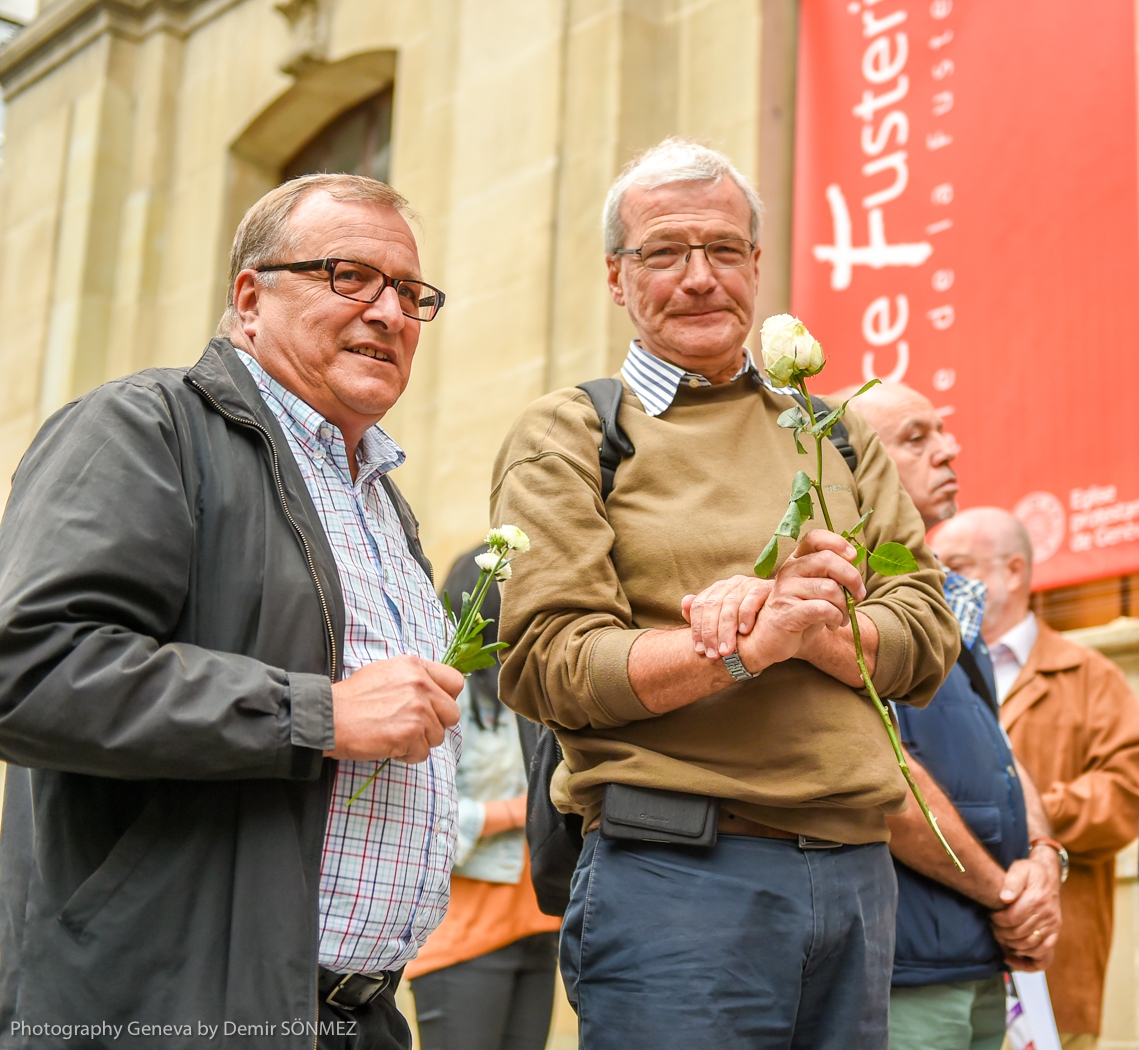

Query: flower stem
left=795, top=383, right=964, bottom=871
left=796, top=381, right=837, bottom=533
left=847, top=595, right=963, bottom=871
left=445, top=567, right=489, bottom=663
left=347, top=552, right=509, bottom=808
left=344, top=759, right=390, bottom=808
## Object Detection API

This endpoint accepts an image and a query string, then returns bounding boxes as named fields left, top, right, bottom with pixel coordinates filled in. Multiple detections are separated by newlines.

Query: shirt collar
left=233, top=348, right=406, bottom=483
left=994, top=611, right=1038, bottom=668
left=620, top=341, right=759, bottom=417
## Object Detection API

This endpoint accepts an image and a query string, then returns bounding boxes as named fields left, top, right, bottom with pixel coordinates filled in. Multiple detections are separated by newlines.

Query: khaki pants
left=890, top=977, right=1007, bottom=1050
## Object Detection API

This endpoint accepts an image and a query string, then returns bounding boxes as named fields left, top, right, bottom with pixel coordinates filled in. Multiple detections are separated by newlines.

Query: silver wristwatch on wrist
left=722, top=651, right=758, bottom=682
left=1031, top=837, right=1070, bottom=883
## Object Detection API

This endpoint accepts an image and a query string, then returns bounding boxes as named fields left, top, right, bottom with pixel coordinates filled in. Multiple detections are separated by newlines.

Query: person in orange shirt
left=407, top=547, right=562, bottom=1050
left=933, top=507, right=1139, bottom=1048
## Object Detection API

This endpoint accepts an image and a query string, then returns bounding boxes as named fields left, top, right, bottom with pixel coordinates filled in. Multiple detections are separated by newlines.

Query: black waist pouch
left=600, top=783, right=718, bottom=848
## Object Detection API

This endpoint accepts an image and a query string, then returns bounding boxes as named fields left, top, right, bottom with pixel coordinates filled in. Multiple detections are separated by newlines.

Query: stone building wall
left=0, top=0, right=796, bottom=575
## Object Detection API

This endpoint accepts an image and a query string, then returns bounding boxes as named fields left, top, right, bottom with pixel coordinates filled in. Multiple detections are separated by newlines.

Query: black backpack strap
left=577, top=378, right=635, bottom=502
left=516, top=713, right=540, bottom=772
left=790, top=390, right=858, bottom=474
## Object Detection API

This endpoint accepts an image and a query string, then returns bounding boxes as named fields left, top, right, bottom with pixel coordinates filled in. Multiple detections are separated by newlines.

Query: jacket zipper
left=186, top=379, right=339, bottom=683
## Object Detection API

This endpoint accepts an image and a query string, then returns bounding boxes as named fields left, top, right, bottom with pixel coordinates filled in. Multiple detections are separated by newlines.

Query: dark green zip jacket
left=0, top=338, right=430, bottom=1048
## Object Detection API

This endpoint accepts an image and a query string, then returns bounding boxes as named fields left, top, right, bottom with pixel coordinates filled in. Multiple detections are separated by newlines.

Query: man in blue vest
left=848, top=383, right=1064, bottom=1050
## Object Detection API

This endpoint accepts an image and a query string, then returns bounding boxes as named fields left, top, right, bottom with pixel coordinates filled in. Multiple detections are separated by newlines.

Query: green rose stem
left=344, top=542, right=517, bottom=809
left=794, top=380, right=964, bottom=873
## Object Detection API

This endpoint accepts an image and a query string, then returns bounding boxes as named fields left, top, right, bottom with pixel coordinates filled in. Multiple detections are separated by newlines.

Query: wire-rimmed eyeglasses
left=256, top=258, right=446, bottom=321
left=613, top=238, right=756, bottom=271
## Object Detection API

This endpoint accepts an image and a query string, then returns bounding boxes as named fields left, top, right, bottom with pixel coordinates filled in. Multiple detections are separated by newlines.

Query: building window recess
left=282, top=85, right=393, bottom=184
left=1032, top=573, right=1139, bottom=633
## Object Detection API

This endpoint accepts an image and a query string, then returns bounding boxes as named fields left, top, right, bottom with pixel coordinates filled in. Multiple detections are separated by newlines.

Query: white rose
left=474, top=552, right=500, bottom=573
left=497, top=525, right=530, bottom=552
left=759, top=314, right=825, bottom=386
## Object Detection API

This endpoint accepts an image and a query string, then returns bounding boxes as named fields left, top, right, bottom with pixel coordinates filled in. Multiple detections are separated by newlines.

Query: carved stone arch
left=213, top=49, right=397, bottom=319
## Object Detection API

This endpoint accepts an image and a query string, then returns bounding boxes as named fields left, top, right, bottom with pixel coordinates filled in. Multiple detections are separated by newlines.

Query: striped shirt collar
left=620, top=340, right=760, bottom=416
left=234, top=349, right=405, bottom=484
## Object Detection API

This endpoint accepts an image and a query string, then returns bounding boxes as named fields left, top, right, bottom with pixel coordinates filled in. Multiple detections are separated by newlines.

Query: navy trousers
left=560, top=831, right=897, bottom=1050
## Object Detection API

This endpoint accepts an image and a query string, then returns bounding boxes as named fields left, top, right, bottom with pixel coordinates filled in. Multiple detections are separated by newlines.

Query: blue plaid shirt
left=237, top=350, right=458, bottom=975
left=943, top=571, right=986, bottom=649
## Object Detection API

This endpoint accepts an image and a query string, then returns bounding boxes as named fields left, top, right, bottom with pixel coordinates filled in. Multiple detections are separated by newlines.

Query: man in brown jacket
left=490, top=139, right=959, bottom=1050
left=934, top=507, right=1139, bottom=1047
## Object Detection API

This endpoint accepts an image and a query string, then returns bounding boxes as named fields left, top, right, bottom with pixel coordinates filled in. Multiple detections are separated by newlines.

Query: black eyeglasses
left=256, top=258, right=446, bottom=321
left=614, top=238, right=756, bottom=271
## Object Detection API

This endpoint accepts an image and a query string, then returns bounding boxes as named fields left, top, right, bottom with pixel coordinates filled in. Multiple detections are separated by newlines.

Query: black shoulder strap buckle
left=790, top=390, right=858, bottom=473
left=577, top=378, right=634, bottom=502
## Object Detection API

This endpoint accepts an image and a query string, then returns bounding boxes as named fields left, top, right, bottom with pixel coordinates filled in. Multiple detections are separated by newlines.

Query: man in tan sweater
left=490, top=139, right=960, bottom=1050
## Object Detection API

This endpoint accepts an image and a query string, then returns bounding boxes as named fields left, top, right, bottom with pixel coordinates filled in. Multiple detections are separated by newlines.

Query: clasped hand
left=990, top=851, right=1063, bottom=971
left=681, top=530, right=866, bottom=675
left=325, top=655, right=464, bottom=764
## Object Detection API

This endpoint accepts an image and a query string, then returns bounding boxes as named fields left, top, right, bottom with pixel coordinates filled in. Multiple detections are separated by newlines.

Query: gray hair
left=217, top=173, right=413, bottom=335
left=602, top=138, right=764, bottom=255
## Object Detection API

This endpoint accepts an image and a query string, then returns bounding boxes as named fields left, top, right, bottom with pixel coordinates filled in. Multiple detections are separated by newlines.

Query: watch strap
left=722, top=651, right=757, bottom=682
left=1030, top=836, right=1070, bottom=882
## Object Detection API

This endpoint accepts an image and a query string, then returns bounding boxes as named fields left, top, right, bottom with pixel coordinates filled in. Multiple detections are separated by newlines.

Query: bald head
left=930, top=507, right=1034, bottom=643
left=842, top=382, right=959, bottom=529
left=846, top=382, right=929, bottom=425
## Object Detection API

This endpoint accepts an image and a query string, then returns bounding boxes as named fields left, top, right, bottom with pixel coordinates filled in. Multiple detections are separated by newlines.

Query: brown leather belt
left=717, top=811, right=798, bottom=840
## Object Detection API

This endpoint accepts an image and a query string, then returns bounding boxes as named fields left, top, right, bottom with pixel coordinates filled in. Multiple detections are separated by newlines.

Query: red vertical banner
left=790, top=0, right=1139, bottom=590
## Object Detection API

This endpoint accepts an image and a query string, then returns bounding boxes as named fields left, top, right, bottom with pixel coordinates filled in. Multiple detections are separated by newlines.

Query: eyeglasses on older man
left=256, top=257, right=446, bottom=321
left=612, top=238, right=756, bottom=271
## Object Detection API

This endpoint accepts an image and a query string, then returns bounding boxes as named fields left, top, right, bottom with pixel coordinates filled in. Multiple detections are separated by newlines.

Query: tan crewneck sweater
left=490, top=373, right=959, bottom=844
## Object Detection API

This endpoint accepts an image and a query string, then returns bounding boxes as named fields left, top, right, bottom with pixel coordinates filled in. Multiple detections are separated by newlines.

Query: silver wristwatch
left=722, top=651, right=758, bottom=682
left=1031, top=837, right=1070, bottom=883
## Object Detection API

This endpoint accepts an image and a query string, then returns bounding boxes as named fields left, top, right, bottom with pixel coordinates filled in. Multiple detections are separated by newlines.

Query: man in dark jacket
left=0, top=174, right=462, bottom=1049
left=847, top=383, right=1064, bottom=1050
